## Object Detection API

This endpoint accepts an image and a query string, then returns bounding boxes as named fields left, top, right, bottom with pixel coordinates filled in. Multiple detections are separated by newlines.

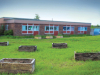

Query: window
left=63, top=27, right=66, bottom=31
left=45, top=26, right=49, bottom=31
left=5, top=25, right=8, bottom=30
left=45, top=26, right=54, bottom=31
left=85, top=27, right=87, bottom=31
left=22, top=25, right=27, bottom=31
left=54, top=26, right=58, bottom=31
left=33, top=26, right=39, bottom=31
left=78, top=27, right=87, bottom=31
left=71, top=27, right=74, bottom=31
left=67, top=27, right=70, bottom=30
left=50, top=26, right=53, bottom=31
left=78, top=27, right=83, bottom=31
left=28, top=26, right=32, bottom=30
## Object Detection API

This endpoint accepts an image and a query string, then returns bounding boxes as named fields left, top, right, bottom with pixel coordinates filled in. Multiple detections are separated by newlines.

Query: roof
left=0, top=17, right=91, bottom=26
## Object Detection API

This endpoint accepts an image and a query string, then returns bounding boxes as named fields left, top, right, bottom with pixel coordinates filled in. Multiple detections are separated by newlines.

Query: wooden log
left=18, top=46, right=37, bottom=52
left=52, top=43, right=67, bottom=48
left=0, top=58, right=35, bottom=74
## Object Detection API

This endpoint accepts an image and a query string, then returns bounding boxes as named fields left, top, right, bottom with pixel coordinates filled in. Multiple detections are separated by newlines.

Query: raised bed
left=34, top=37, right=41, bottom=39
left=18, top=45, right=37, bottom=52
left=0, top=58, right=35, bottom=74
left=52, top=43, right=67, bottom=48
left=46, top=36, right=53, bottom=39
left=56, top=36, right=63, bottom=38
left=74, top=51, right=100, bottom=61
left=0, top=41, right=9, bottom=46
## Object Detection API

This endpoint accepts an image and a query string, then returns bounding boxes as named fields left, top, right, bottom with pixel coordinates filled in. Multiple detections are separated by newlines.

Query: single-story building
left=0, top=17, right=91, bottom=36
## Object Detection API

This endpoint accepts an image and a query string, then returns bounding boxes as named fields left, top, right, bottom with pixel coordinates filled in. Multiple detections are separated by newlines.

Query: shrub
left=0, top=25, right=4, bottom=35
left=35, top=35, right=41, bottom=37
left=4, top=30, right=13, bottom=35
left=24, top=35, right=34, bottom=38
left=46, top=34, right=52, bottom=36
left=57, top=33, right=63, bottom=36
left=41, top=35, right=46, bottom=38
left=53, top=35, right=56, bottom=38
left=63, top=34, right=70, bottom=37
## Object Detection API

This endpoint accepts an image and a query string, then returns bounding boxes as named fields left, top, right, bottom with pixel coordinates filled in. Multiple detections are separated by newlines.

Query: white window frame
left=63, top=25, right=72, bottom=34
left=33, top=26, right=39, bottom=31
left=63, top=26, right=66, bottom=31
left=78, top=26, right=87, bottom=34
left=45, top=25, right=55, bottom=34
left=22, top=24, right=39, bottom=34
left=22, top=25, right=27, bottom=31
left=71, top=26, right=74, bottom=31
left=54, top=26, right=59, bottom=31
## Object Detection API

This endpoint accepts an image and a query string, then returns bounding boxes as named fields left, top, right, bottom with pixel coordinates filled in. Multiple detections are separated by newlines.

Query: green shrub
left=23, top=35, right=34, bottom=38
left=57, top=33, right=63, bottom=36
left=53, top=35, right=56, bottom=38
left=63, top=34, right=91, bottom=37
left=41, top=35, right=46, bottom=38
left=63, top=34, right=70, bottom=37
left=46, top=34, right=52, bottom=36
left=35, top=34, right=41, bottom=37
left=4, top=30, right=13, bottom=35
left=0, top=25, right=4, bottom=35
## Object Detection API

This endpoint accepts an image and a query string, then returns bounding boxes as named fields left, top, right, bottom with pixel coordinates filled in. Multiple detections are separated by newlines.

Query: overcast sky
left=0, top=0, right=100, bottom=25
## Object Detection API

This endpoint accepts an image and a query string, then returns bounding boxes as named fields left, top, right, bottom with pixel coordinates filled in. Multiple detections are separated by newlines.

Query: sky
left=0, top=0, right=100, bottom=25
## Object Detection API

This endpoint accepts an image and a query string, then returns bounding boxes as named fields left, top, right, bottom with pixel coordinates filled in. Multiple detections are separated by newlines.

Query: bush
left=53, top=35, right=56, bottom=38
left=35, top=34, right=41, bottom=37
left=4, top=30, right=13, bottom=35
left=57, top=33, right=63, bottom=36
left=41, top=35, right=46, bottom=38
left=24, top=35, right=34, bottom=38
left=46, top=34, right=52, bottom=36
left=63, top=34, right=70, bottom=37
left=0, top=25, right=4, bottom=35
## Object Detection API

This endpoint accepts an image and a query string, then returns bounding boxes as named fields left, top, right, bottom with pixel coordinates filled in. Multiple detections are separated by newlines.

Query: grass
left=0, top=35, right=100, bottom=75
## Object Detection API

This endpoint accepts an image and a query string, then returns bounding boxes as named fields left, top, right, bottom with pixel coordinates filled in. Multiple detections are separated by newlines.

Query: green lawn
left=0, top=35, right=100, bottom=75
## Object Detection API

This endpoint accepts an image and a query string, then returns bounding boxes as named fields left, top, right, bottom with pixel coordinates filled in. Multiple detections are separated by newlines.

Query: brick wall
left=59, top=25, right=63, bottom=34
left=87, top=26, right=91, bottom=34
left=14, top=23, right=22, bottom=36
left=39, top=24, right=45, bottom=35
left=74, top=25, right=78, bottom=35
left=0, top=23, right=91, bottom=36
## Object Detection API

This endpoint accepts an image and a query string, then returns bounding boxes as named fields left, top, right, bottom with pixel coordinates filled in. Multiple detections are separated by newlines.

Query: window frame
left=54, top=26, right=59, bottom=31
left=63, top=25, right=74, bottom=34
left=78, top=26, right=87, bottom=34
left=22, top=25, right=27, bottom=31
left=33, top=26, right=39, bottom=31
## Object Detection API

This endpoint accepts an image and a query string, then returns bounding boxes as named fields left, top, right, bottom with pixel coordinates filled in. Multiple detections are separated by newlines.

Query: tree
left=97, top=24, right=99, bottom=27
left=0, top=25, right=4, bottom=35
left=34, top=14, right=40, bottom=20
